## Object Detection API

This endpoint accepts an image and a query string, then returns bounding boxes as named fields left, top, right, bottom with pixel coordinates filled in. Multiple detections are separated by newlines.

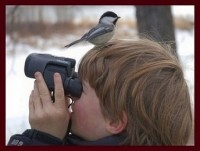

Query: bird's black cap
left=99, top=11, right=120, bottom=20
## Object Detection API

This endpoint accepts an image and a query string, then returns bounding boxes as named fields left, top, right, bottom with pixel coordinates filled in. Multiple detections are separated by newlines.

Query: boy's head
left=72, top=38, right=192, bottom=145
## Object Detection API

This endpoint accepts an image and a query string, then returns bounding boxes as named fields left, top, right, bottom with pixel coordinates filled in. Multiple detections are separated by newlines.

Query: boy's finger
left=54, top=73, right=65, bottom=107
left=34, top=72, right=51, bottom=105
left=29, top=90, right=35, bottom=116
left=32, top=80, right=43, bottom=109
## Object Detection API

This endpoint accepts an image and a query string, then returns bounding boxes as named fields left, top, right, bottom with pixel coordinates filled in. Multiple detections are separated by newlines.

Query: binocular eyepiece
left=24, top=53, right=82, bottom=98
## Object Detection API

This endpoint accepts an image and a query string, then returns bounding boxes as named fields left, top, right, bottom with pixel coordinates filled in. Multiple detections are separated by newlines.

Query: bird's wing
left=81, top=24, right=114, bottom=41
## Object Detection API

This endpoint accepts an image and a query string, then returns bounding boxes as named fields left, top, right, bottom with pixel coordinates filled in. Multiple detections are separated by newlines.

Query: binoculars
left=24, top=53, right=82, bottom=98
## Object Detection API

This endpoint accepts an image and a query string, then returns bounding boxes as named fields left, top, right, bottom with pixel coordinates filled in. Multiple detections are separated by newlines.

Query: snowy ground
left=5, top=6, right=194, bottom=145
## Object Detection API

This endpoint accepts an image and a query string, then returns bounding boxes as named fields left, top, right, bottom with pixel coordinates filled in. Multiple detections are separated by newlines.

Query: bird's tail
left=64, top=39, right=83, bottom=48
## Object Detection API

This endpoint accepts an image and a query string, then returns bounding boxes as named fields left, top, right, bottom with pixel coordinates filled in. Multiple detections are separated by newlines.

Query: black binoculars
left=24, top=53, right=82, bottom=98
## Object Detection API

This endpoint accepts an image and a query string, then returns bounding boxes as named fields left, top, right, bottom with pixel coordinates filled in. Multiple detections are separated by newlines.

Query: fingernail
left=34, top=72, right=40, bottom=78
left=54, top=72, right=60, bottom=77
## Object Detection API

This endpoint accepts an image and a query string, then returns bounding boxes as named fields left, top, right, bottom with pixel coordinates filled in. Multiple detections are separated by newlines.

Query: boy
left=8, top=38, right=192, bottom=145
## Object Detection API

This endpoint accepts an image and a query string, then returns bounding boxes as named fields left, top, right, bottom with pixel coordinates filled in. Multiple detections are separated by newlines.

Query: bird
left=64, top=11, right=120, bottom=48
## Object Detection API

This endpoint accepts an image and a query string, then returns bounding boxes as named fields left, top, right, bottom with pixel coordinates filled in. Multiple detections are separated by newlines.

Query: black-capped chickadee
left=64, top=11, right=120, bottom=48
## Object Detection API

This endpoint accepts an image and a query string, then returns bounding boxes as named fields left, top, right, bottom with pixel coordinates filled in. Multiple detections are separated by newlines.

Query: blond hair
left=78, top=39, right=192, bottom=145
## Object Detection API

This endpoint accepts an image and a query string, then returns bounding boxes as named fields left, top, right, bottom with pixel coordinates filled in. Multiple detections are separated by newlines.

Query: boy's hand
left=29, top=72, right=70, bottom=140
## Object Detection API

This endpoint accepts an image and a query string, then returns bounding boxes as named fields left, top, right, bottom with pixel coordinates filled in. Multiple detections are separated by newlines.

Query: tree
left=135, top=6, right=178, bottom=58
left=6, top=6, right=20, bottom=75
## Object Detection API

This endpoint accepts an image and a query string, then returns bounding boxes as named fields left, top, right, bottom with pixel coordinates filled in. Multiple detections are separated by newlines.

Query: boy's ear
left=106, top=111, right=127, bottom=134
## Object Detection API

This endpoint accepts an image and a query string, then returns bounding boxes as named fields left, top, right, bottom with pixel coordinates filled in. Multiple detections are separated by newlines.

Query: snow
left=6, top=6, right=194, bottom=145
